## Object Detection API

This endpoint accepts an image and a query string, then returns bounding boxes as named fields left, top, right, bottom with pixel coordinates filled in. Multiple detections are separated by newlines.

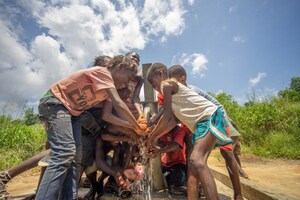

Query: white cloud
left=0, top=0, right=190, bottom=112
left=233, top=35, right=246, bottom=43
left=140, top=0, right=186, bottom=37
left=188, top=0, right=196, bottom=5
left=249, top=72, right=267, bottom=87
left=174, top=53, right=208, bottom=76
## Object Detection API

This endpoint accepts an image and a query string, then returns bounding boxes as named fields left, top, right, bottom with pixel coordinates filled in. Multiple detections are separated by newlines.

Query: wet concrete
left=77, top=179, right=237, bottom=200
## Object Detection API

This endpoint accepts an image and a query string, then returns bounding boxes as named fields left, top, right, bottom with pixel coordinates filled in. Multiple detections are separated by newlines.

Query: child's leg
left=187, top=166, right=199, bottom=200
left=36, top=102, right=77, bottom=200
left=220, top=149, right=243, bottom=200
left=233, top=139, right=248, bottom=179
left=189, top=131, right=219, bottom=200
left=84, top=171, right=98, bottom=200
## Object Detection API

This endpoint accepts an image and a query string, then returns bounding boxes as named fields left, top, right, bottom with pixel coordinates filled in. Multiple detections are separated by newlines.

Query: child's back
left=166, top=79, right=217, bottom=132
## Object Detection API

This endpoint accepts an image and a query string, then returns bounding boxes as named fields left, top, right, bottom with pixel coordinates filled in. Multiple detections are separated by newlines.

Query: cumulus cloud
left=249, top=72, right=267, bottom=87
left=175, top=53, right=208, bottom=77
left=140, top=0, right=186, bottom=37
left=0, top=0, right=190, bottom=112
left=233, top=35, right=246, bottom=43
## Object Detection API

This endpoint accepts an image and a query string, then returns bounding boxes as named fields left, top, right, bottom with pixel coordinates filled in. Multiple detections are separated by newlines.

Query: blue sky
left=0, top=0, right=299, bottom=114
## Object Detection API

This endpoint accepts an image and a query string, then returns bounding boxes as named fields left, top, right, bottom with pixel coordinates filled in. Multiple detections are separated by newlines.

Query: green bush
left=215, top=92, right=300, bottom=159
left=0, top=114, right=46, bottom=170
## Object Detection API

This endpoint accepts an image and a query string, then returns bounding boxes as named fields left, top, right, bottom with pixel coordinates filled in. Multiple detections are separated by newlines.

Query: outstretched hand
left=115, top=171, right=131, bottom=190
left=137, top=115, right=146, bottom=124
left=145, top=145, right=161, bottom=158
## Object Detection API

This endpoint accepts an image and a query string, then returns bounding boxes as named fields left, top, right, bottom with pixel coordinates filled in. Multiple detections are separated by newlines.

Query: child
left=168, top=64, right=244, bottom=200
left=148, top=125, right=187, bottom=195
left=36, top=55, right=146, bottom=200
left=146, top=63, right=232, bottom=200
left=147, top=90, right=187, bottom=195
left=124, top=52, right=144, bottom=120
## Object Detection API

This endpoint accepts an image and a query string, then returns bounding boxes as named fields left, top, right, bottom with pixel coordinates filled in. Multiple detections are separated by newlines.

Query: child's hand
left=130, top=133, right=140, bottom=144
left=115, top=171, right=130, bottom=190
left=123, top=168, right=136, bottom=181
left=146, top=146, right=161, bottom=158
left=134, top=123, right=149, bottom=136
left=137, top=114, right=146, bottom=124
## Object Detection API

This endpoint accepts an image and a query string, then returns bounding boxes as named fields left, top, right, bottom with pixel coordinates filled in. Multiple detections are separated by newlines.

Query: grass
left=216, top=94, right=300, bottom=160
left=0, top=95, right=299, bottom=170
left=0, top=115, right=46, bottom=170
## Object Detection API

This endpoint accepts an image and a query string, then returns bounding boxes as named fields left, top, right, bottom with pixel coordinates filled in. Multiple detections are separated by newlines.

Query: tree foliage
left=23, top=107, right=40, bottom=126
left=278, top=77, right=300, bottom=102
left=215, top=89, right=300, bottom=159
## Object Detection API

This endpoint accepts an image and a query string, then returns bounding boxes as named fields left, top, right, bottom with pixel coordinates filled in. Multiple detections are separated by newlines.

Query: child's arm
left=102, top=100, right=132, bottom=129
left=149, top=142, right=180, bottom=158
left=160, top=142, right=180, bottom=154
left=107, top=88, right=146, bottom=132
left=147, top=82, right=177, bottom=144
left=148, top=108, right=163, bottom=126
left=101, top=132, right=132, bottom=143
left=95, top=136, right=119, bottom=177
left=132, top=75, right=144, bottom=118
left=151, top=114, right=177, bottom=142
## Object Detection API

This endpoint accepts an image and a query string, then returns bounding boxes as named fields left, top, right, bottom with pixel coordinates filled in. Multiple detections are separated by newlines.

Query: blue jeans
left=36, top=97, right=82, bottom=200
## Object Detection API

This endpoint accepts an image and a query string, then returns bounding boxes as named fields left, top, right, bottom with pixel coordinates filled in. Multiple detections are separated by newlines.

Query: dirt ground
left=208, top=149, right=300, bottom=199
left=5, top=150, right=300, bottom=199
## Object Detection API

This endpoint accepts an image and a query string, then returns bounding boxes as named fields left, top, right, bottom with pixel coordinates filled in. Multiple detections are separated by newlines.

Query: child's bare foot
left=239, top=169, right=249, bottom=179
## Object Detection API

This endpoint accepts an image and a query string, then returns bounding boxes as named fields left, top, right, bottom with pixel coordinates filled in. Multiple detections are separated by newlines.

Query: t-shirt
left=160, top=79, right=218, bottom=133
left=51, top=67, right=115, bottom=116
left=187, top=85, right=224, bottom=113
left=187, top=84, right=240, bottom=137
left=157, top=92, right=164, bottom=106
left=160, top=126, right=186, bottom=167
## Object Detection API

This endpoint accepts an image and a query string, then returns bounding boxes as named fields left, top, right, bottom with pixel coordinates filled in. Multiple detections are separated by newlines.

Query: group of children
left=0, top=53, right=248, bottom=200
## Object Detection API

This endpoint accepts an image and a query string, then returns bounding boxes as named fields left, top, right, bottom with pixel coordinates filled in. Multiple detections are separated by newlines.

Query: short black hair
left=126, top=51, right=140, bottom=62
left=108, top=54, right=136, bottom=72
left=168, top=65, right=186, bottom=78
left=93, top=55, right=112, bottom=67
left=146, top=63, right=167, bottom=83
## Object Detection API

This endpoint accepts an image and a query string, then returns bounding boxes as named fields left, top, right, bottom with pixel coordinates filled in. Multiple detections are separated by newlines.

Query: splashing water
left=129, top=143, right=153, bottom=200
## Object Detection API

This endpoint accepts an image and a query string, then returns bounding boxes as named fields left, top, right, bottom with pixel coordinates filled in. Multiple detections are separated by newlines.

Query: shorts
left=219, top=126, right=233, bottom=151
left=85, top=161, right=97, bottom=175
left=162, top=163, right=186, bottom=187
left=192, top=108, right=233, bottom=147
left=84, top=156, right=113, bottom=175
left=80, top=107, right=107, bottom=167
left=81, top=129, right=99, bottom=167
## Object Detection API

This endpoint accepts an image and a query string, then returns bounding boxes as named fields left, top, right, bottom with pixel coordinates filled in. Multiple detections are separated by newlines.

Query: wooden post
left=142, top=63, right=164, bottom=191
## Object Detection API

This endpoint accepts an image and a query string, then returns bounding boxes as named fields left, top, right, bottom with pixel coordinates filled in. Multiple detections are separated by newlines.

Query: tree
left=23, top=108, right=40, bottom=126
left=290, top=77, right=300, bottom=92
left=278, top=77, right=300, bottom=102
